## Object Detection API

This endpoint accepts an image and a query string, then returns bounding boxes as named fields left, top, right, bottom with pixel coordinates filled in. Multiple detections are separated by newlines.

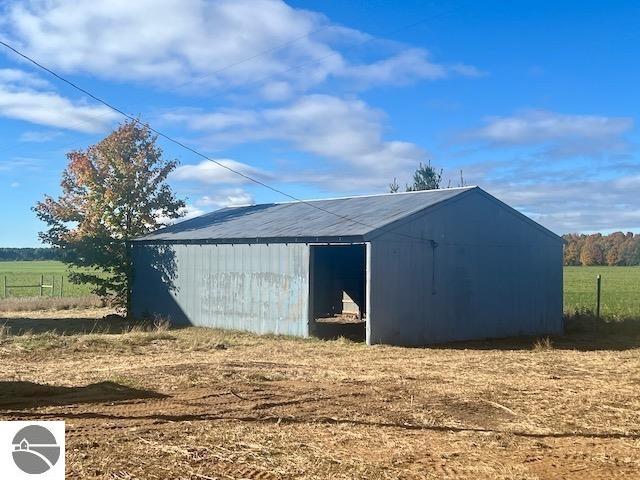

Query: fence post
left=60, top=275, right=64, bottom=298
left=51, top=275, right=55, bottom=297
left=40, top=274, right=44, bottom=297
left=596, top=274, right=602, bottom=320
left=3, top=275, right=5, bottom=298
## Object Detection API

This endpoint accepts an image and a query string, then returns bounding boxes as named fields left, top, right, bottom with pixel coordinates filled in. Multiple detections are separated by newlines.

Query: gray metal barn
left=131, top=186, right=563, bottom=346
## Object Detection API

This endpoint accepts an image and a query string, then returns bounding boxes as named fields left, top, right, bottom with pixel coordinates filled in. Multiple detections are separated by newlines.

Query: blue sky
left=0, top=0, right=639, bottom=247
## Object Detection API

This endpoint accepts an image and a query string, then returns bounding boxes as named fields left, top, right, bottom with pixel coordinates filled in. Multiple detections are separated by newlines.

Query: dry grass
left=0, top=295, right=104, bottom=312
left=532, top=336, right=553, bottom=352
left=0, top=309, right=639, bottom=479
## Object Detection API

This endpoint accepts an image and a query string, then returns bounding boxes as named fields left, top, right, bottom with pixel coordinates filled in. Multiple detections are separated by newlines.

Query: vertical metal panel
left=365, top=241, right=372, bottom=345
left=132, top=243, right=309, bottom=337
left=368, top=189, right=563, bottom=345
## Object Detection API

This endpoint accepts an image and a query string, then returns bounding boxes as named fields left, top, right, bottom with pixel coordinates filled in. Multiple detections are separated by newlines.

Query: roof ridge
left=228, top=185, right=477, bottom=208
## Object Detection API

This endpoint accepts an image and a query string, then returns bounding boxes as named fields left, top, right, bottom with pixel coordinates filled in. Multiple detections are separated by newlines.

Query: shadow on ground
left=2, top=313, right=640, bottom=351
left=433, top=333, right=640, bottom=351
left=0, top=317, right=147, bottom=336
left=0, top=381, right=167, bottom=409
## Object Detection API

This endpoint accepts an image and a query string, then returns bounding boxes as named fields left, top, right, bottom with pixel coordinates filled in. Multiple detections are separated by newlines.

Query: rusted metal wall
left=367, top=189, right=563, bottom=346
left=131, top=243, right=309, bottom=337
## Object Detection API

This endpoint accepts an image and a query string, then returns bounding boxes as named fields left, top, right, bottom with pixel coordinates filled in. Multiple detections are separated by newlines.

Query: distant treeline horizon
left=0, top=247, right=66, bottom=261
left=563, top=232, right=640, bottom=266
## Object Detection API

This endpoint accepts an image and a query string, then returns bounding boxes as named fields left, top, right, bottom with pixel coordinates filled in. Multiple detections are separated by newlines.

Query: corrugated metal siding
left=132, top=243, right=309, bottom=337
left=368, top=189, right=563, bottom=345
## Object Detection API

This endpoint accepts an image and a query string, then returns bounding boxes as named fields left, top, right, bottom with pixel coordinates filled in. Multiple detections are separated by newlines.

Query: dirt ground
left=1, top=309, right=639, bottom=479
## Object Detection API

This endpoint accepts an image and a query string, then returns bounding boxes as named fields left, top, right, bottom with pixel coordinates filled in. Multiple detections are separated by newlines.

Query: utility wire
left=0, top=6, right=457, bottom=144
left=208, top=6, right=460, bottom=93
left=1, top=38, right=415, bottom=236
left=170, top=5, right=459, bottom=91
left=0, top=9, right=465, bottom=248
left=170, top=24, right=333, bottom=90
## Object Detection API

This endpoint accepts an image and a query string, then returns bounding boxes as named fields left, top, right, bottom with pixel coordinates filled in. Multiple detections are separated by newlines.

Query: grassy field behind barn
left=0, top=260, right=95, bottom=298
left=564, top=266, right=640, bottom=318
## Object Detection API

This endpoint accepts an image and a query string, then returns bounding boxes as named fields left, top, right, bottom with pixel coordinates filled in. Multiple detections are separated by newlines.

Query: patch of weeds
left=74, top=336, right=115, bottom=351
left=564, top=308, right=640, bottom=334
left=107, top=374, right=141, bottom=389
left=120, top=332, right=177, bottom=347
left=13, top=332, right=68, bottom=352
left=0, top=295, right=104, bottom=312
left=532, top=337, right=554, bottom=352
left=184, top=338, right=230, bottom=352
left=245, top=371, right=287, bottom=382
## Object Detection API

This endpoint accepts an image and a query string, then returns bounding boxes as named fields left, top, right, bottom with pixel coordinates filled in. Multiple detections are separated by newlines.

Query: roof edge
left=131, top=234, right=366, bottom=246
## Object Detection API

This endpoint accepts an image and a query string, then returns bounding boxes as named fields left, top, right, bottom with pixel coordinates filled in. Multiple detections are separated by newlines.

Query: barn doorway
left=309, top=244, right=367, bottom=342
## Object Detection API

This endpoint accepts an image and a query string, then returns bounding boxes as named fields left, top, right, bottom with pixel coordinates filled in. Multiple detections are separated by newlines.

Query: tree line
left=563, top=233, right=640, bottom=266
left=0, top=247, right=65, bottom=261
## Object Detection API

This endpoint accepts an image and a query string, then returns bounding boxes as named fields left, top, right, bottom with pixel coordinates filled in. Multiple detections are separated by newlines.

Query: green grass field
left=0, top=260, right=95, bottom=298
left=564, top=266, right=640, bottom=318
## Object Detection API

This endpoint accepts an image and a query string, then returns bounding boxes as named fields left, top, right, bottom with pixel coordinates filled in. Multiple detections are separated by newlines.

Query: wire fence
left=1, top=274, right=91, bottom=298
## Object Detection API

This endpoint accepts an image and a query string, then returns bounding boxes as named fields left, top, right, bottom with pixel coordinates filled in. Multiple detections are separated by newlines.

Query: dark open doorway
left=309, top=244, right=366, bottom=341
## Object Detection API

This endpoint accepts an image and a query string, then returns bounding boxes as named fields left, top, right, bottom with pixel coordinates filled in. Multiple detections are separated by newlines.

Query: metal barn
left=131, top=186, right=563, bottom=346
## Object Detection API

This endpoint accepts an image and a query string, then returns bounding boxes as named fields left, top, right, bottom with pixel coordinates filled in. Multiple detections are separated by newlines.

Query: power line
left=169, top=5, right=459, bottom=91
left=0, top=6, right=458, bottom=155
left=0, top=9, right=465, bottom=247
left=170, top=25, right=333, bottom=90
left=210, top=6, right=461, bottom=93
left=1, top=38, right=416, bottom=236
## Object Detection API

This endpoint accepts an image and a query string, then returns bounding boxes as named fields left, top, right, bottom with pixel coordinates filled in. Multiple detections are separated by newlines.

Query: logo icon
left=12, top=425, right=61, bottom=475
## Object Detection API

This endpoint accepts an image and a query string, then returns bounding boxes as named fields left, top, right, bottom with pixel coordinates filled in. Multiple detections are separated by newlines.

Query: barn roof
left=133, top=186, right=560, bottom=243
left=134, top=187, right=477, bottom=243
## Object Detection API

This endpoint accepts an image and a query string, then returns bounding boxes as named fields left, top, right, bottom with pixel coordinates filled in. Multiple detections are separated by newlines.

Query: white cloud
left=171, top=159, right=272, bottom=185
left=168, top=94, right=426, bottom=190
left=340, top=49, right=447, bottom=85
left=19, top=130, right=62, bottom=142
left=0, top=68, right=50, bottom=88
left=0, top=157, right=41, bottom=171
left=155, top=204, right=205, bottom=226
left=488, top=178, right=640, bottom=234
left=462, top=110, right=633, bottom=156
left=0, top=69, right=119, bottom=133
left=195, top=188, right=254, bottom=208
left=2, top=0, right=481, bottom=93
left=10, top=181, right=20, bottom=188
left=339, top=50, right=485, bottom=87
left=448, top=63, right=487, bottom=78
left=458, top=156, right=640, bottom=233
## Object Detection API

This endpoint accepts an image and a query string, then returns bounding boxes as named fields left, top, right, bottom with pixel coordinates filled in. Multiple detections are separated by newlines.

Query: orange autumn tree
left=34, top=120, right=185, bottom=314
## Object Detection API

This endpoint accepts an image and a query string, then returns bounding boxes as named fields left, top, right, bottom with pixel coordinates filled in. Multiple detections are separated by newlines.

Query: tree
left=390, top=161, right=443, bottom=193
left=563, top=235, right=581, bottom=266
left=579, top=235, right=604, bottom=266
left=34, top=120, right=185, bottom=314
left=406, top=161, right=442, bottom=191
